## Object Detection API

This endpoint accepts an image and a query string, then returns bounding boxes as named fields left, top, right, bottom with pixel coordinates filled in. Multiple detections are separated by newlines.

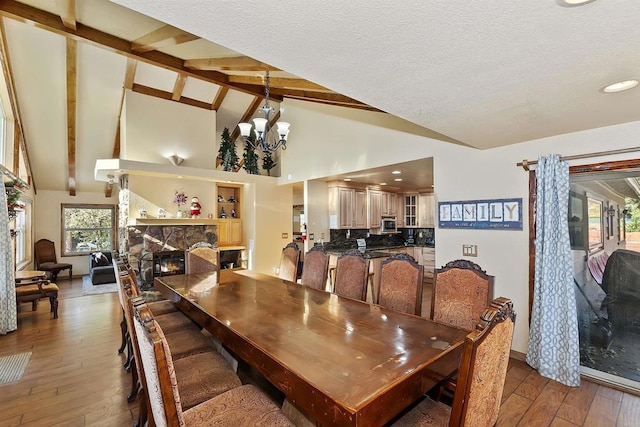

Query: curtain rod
left=516, top=147, right=640, bottom=171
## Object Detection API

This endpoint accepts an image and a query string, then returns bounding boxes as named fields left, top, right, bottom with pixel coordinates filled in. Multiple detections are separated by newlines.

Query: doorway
left=529, top=158, right=640, bottom=393
left=569, top=169, right=640, bottom=392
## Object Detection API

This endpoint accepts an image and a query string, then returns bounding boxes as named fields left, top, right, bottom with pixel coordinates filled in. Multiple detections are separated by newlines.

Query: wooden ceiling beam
left=172, top=74, right=187, bottom=101
left=228, top=75, right=328, bottom=91
left=131, top=25, right=198, bottom=53
left=211, top=86, right=228, bottom=111
left=124, top=58, right=137, bottom=90
left=0, top=0, right=281, bottom=101
left=185, top=56, right=280, bottom=72
left=230, top=96, right=263, bottom=141
left=0, top=18, right=34, bottom=190
left=66, top=37, right=77, bottom=196
left=54, top=0, right=75, bottom=30
left=132, top=83, right=214, bottom=110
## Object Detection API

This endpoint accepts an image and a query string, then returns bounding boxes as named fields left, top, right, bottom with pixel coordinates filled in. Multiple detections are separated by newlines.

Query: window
left=587, top=197, right=603, bottom=253
left=62, top=204, right=115, bottom=256
left=15, top=202, right=29, bottom=265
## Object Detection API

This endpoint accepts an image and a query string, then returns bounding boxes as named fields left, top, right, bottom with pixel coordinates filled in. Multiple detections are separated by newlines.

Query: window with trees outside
left=62, top=204, right=115, bottom=256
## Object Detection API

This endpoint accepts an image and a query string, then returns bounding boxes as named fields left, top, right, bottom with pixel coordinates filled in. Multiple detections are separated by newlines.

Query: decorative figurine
left=190, top=197, right=201, bottom=218
left=231, top=209, right=236, bottom=218
left=220, top=207, right=227, bottom=218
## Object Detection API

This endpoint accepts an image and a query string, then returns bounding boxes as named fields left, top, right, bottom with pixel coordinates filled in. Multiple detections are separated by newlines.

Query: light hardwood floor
left=1, top=276, right=638, bottom=426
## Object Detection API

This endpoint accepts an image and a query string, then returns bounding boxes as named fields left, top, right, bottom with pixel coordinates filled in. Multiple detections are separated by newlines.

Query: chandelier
left=238, top=71, right=290, bottom=153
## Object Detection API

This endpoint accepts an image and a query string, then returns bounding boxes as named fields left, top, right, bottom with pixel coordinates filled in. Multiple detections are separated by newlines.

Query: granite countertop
left=324, top=244, right=434, bottom=258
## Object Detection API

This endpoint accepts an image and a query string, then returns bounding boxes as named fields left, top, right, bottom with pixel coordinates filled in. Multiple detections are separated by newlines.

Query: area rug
left=81, top=276, right=117, bottom=295
left=0, top=352, right=31, bottom=385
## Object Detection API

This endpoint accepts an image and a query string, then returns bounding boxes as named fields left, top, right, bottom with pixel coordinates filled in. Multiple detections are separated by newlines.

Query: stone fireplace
left=126, top=223, right=217, bottom=288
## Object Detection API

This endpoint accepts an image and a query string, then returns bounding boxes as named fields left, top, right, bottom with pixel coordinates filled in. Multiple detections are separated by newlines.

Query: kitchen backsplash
left=327, top=228, right=434, bottom=249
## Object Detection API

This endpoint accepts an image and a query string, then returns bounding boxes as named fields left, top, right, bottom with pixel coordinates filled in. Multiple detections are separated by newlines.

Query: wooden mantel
left=131, top=218, right=219, bottom=226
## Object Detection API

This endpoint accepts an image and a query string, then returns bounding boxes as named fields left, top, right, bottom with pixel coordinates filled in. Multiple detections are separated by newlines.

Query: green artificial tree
left=262, top=151, right=277, bottom=176
left=216, top=127, right=239, bottom=172
left=242, top=134, right=260, bottom=175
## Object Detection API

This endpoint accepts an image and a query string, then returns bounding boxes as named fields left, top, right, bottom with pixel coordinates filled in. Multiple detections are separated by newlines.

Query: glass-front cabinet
left=404, top=194, right=417, bottom=227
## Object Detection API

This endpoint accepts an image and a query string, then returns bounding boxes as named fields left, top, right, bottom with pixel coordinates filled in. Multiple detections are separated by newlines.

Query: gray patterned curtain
left=0, top=173, right=17, bottom=334
left=526, top=154, right=580, bottom=386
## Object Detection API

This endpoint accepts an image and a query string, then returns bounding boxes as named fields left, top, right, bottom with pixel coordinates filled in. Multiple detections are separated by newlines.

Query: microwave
left=380, top=216, right=397, bottom=233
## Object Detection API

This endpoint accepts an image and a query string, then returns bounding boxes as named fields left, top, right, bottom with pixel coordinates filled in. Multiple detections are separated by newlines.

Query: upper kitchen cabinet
left=418, top=193, right=436, bottom=228
left=368, top=190, right=382, bottom=228
left=382, top=192, right=397, bottom=217
left=404, top=193, right=418, bottom=227
left=329, top=183, right=367, bottom=229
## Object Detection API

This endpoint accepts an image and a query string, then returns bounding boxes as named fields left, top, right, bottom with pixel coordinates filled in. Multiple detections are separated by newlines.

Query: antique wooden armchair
left=132, top=302, right=293, bottom=426
left=333, top=249, right=370, bottom=302
left=185, top=247, right=220, bottom=279
left=392, top=297, right=516, bottom=426
left=15, top=273, right=59, bottom=319
left=34, top=239, right=72, bottom=281
left=378, top=253, right=424, bottom=316
left=431, top=259, right=494, bottom=331
left=300, top=245, right=330, bottom=291
left=278, top=242, right=301, bottom=282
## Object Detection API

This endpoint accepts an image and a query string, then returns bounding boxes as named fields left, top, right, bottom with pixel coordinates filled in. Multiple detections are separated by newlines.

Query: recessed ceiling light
left=557, top=0, right=597, bottom=7
left=343, top=178, right=352, bottom=181
left=602, top=79, right=639, bottom=93
left=394, top=178, right=403, bottom=182
left=380, top=182, right=387, bottom=186
left=391, top=170, right=401, bottom=175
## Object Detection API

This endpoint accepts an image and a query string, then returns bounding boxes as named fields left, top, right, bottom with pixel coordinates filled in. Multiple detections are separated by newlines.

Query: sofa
left=89, top=251, right=116, bottom=285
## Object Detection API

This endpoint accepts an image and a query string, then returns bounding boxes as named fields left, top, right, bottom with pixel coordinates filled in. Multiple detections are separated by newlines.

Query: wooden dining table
left=154, top=270, right=467, bottom=427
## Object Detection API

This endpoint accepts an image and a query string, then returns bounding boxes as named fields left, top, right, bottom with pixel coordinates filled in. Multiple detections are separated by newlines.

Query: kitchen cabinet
left=381, top=192, right=397, bottom=216
left=396, top=196, right=405, bottom=227
left=216, top=184, right=242, bottom=246
left=404, top=194, right=418, bottom=227
left=418, top=193, right=436, bottom=228
left=368, top=190, right=382, bottom=228
left=421, top=247, right=435, bottom=280
left=329, top=185, right=367, bottom=229
left=217, top=218, right=242, bottom=246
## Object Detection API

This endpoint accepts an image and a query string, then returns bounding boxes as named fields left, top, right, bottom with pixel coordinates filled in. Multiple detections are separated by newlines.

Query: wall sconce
left=607, top=205, right=617, bottom=217
left=168, top=154, right=184, bottom=166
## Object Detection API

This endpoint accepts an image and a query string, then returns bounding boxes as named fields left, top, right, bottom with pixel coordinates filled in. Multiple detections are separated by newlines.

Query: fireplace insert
left=153, top=250, right=186, bottom=277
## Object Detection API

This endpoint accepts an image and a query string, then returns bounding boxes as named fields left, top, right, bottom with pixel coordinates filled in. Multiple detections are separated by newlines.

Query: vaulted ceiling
left=0, top=0, right=376, bottom=194
left=2, top=0, right=640, bottom=196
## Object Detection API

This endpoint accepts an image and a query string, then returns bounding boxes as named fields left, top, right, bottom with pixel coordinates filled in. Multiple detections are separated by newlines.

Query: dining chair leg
left=49, top=296, right=59, bottom=319
left=127, top=358, right=140, bottom=403
left=123, top=332, right=132, bottom=371
left=118, top=310, right=127, bottom=354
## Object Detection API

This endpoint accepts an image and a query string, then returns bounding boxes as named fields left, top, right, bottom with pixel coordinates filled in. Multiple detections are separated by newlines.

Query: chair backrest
left=186, top=247, right=220, bottom=280
left=334, top=250, right=370, bottom=301
left=431, top=259, right=494, bottom=331
left=279, top=243, right=300, bottom=282
left=450, top=297, right=516, bottom=427
left=300, top=245, right=330, bottom=291
left=132, top=301, right=184, bottom=427
left=34, top=239, right=57, bottom=267
left=378, top=253, right=424, bottom=316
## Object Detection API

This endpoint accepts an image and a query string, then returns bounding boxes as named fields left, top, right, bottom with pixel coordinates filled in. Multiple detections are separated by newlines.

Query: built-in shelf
left=131, top=218, right=219, bottom=226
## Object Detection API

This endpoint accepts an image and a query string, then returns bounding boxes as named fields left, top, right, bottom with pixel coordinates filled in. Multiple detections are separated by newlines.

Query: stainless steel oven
left=380, top=216, right=397, bottom=233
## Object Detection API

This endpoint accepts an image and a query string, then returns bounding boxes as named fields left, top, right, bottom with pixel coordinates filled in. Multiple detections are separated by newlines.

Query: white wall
left=121, top=90, right=217, bottom=170
left=279, top=98, right=640, bottom=353
left=34, top=190, right=118, bottom=276
left=304, top=180, right=329, bottom=251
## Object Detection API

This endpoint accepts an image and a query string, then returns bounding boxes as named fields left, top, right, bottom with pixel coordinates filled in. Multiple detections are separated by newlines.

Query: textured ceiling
left=114, top=0, right=640, bottom=149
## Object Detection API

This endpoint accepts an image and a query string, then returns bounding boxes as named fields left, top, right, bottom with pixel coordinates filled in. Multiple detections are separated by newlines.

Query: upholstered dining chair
left=392, top=297, right=516, bottom=427
left=378, top=253, right=424, bottom=316
left=15, top=274, right=59, bottom=319
left=34, top=238, right=72, bottom=281
left=431, top=259, right=495, bottom=331
left=186, top=246, right=220, bottom=279
left=300, top=245, right=330, bottom=291
left=333, top=249, right=370, bottom=302
left=132, top=302, right=293, bottom=426
left=279, top=242, right=301, bottom=282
